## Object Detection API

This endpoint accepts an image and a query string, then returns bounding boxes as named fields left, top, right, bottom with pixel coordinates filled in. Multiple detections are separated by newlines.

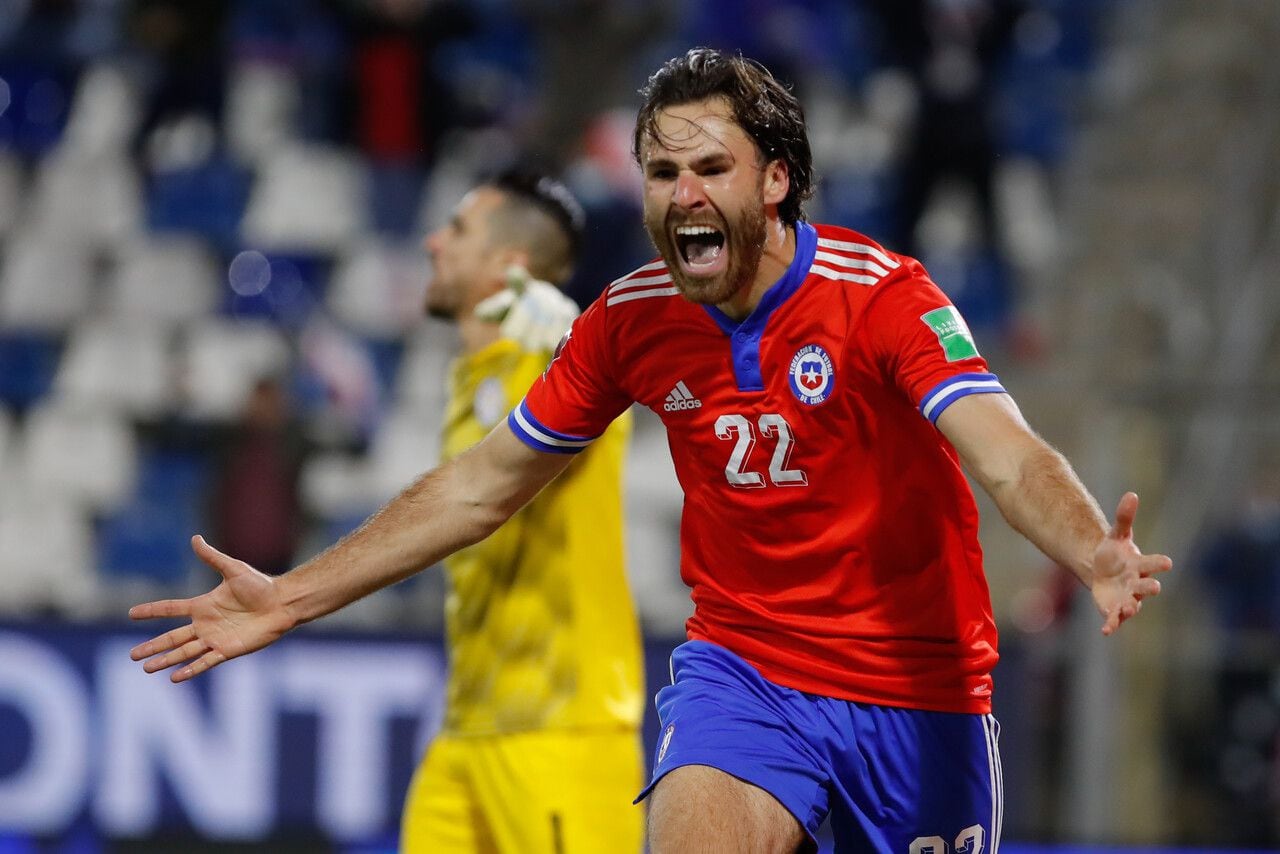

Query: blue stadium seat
left=96, top=449, right=211, bottom=584
left=0, top=63, right=72, bottom=156
left=0, top=334, right=60, bottom=410
left=145, top=157, right=252, bottom=249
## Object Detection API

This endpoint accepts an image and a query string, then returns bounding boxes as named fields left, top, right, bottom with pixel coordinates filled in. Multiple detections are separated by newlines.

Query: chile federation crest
left=788, top=344, right=835, bottom=405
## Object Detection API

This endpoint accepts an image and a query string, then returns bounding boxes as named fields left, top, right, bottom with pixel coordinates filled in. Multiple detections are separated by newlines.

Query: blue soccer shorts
left=636, top=640, right=1003, bottom=853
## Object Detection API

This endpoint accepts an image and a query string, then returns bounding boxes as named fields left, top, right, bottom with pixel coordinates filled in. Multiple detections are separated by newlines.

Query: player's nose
left=424, top=228, right=443, bottom=256
left=672, top=171, right=707, bottom=210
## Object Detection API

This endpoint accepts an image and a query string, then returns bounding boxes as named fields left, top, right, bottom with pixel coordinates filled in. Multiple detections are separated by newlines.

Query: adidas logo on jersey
left=663, top=381, right=702, bottom=412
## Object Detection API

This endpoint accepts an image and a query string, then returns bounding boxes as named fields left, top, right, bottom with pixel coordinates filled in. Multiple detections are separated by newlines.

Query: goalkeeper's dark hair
left=634, top=48, right=813, bottom=224
left=483, top=169, right=585, bottom=285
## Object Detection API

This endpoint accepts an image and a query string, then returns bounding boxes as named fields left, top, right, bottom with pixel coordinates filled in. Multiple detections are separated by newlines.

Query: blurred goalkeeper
left=399, top=170, right=644, bottom=852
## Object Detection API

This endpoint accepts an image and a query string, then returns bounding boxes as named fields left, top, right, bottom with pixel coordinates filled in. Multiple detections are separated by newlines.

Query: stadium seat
left=59, top=63, right=141, bottom=158
left=365, top=403, right=441, bottom=502
left=19, top=401, right=138, bottom=513
left=0, top=150, right=25, bottom=239
left=28, top=149, right=143, bottom=249
left=105, top=236, right=221, bottom=327
left=145, top=156, right=253, bottom=247
left=392, top=321, right=455, bottom=416
left=0, top=491, right=98, bottom=618
left=0, top=334, right=61, bottom=409
left=224, top=60, right=301, bottom=167
left=327, top=239, right=429, bottom=339
left=96, top=448, right=210, bottom=586
left=0, top=62, right=72, bottom=156
left=53, top=320, right=171, bottom=419
left=0, top=405, right=14, bottom=471
left=240, top=143, right=370, bottom=253
left=179, top=319, right=291, bottom=421
left=0, top=231, right=94, bottom=333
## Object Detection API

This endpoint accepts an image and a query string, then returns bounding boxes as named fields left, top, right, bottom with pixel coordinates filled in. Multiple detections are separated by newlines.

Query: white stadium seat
left=29, top=150, right=143, bottom=249
left=105, top=236, right=221, bottom=327
left=327, top=239, right=430, bottom=339
left=60, top=63, right=143, bottom=158
left=0, top=229, right=94, bottom=332
left=225, top=60, right=302, bottom=166
left=54, top=319, right=172, bottom=418
left=19, top=400, right=138, bottom=513
left=0, top=150, right=26, bottom=239
left=179, top=319, right=291, bottom=421
left=241, top=143, right=370, bottom=253
left=0, top=491, right=99, bottom=618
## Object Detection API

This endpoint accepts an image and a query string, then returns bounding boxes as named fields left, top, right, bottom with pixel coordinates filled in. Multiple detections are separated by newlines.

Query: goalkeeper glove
left=474, top=265, right=580, bottom=352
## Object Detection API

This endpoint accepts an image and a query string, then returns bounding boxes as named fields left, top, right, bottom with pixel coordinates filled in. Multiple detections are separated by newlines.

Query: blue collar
left=700, top=221, right=817, bottom=392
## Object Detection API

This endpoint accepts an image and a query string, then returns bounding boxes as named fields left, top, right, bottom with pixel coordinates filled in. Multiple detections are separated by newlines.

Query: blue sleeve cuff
left=918, top=373, right=1006, bottom=424
left=506, top=400, right=597, bottom=455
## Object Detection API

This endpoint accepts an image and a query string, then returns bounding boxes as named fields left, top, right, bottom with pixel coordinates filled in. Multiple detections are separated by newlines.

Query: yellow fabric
left=438, top=338, right=643, bottom=736
left=401, top=729, right=645, bottom=854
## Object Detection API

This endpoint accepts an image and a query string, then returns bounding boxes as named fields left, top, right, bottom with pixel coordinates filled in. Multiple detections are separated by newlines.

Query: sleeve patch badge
left=921, top=306, right=979, bottom=362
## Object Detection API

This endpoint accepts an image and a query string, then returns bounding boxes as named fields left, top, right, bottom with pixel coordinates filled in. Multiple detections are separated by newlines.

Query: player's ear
left=483, top=246, right=525, bottom=287
left=762, top=158, right=789, bottom=208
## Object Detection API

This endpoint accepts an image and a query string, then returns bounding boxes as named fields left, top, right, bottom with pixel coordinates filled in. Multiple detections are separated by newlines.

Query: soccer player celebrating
left=131, top=50, right=1171, bottom=852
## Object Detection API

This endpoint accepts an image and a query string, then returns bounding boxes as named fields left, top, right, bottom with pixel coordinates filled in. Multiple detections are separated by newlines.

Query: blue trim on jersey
left=505, top=401, right=595, bottom=455
left=702, top=221, right=818, bottom=392
left=918, top=372, right=1006, bottom=424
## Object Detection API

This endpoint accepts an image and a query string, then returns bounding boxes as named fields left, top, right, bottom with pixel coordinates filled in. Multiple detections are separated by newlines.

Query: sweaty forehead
left=642, top=98, right=755, bottom=162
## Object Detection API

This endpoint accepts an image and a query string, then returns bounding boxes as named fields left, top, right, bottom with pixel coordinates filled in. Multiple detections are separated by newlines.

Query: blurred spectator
left=516, top=0, right=673, bottom=171
left=127, top=0, right=230, bottom=155
left=868, top=0, right=1027, bottom=259
left=210, top=376, right=309, bottom=575
left=1198, top=454, right=1280, bottom=637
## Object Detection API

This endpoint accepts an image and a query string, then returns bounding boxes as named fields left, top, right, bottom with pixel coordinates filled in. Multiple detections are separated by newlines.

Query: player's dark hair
left=482, top=169, right=586, bottom=285
left=634, top=47, right=814, bottom=224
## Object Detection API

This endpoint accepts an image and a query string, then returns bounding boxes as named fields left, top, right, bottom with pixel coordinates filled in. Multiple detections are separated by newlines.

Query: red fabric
left=356, top=36, right=423, bottom=160
left=521, top=224, right=1000, bottom=713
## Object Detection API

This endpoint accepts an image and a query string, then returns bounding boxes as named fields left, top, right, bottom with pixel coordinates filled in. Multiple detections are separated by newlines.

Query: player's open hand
left=474, top=265, right=579, bottom=352
left=128, top=535, right=298, bottom=682
left=1089, top=492, right=1172, bottom=635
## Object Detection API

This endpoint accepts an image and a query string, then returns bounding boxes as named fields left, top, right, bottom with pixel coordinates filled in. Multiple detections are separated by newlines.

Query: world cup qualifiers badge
left=788, top=344, right=834, bottom=405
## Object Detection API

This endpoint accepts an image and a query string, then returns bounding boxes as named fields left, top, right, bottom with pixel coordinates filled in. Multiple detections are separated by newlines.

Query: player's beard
left=424, top=275, right=460, bottom=321
left=646, top=190, right=767, bottom=307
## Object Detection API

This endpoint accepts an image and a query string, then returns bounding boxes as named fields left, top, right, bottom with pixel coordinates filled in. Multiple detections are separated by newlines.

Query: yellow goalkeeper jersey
left=439, top=338, right=643, bottom=735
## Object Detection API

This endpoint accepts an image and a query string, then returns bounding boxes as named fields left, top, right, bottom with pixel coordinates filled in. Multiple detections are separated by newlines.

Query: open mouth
left=674, top=224, right=726, bottom=272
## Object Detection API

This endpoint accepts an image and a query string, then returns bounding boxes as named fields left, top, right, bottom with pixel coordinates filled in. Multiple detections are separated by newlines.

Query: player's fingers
left=173, top=649, right=228, bottom=684
left=129, top=598, right=193, bottom=621
left=192, top=535, right=250, bottom=580
left=1139, top=553, right=1173, bottom=576
left=143, top=639, right=210, bottom=674
left=1111, top=492, right=1139, bottom=540
left=1134, top=577, right=1162, bottom=600
left=474, top=288, right=516, bottom=322
left=130, top=624, right=197, bottom=660
left=1101, top=605, right=1121, bottom=636
left=504, top=264, right=530, bottom=295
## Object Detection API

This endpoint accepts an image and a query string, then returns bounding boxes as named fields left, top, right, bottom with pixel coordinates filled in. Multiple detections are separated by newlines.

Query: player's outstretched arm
left=130, top=424, right=574, bottom=681
left=937, top=393, right=1172, bottom=635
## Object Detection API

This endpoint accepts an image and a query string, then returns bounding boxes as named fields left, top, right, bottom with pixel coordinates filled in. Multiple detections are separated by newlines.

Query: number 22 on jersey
left=714, top=413, right=808, bottom=488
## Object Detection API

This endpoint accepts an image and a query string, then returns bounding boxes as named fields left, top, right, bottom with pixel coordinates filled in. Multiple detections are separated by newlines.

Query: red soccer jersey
left=509, top=222, right=1005, bottom=713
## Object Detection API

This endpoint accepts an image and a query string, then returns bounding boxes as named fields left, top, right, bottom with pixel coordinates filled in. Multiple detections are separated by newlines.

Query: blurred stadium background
left=0, top=0, right=1277, bottom=851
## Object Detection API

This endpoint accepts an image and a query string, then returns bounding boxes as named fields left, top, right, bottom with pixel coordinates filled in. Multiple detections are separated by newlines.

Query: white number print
left=909, top=825, right=985, bottom=854
left=714, top=414, right=765, bottom=488
left=715, top=413, right=807, bottom=489
left=757, top=413, right=808, bottom=486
